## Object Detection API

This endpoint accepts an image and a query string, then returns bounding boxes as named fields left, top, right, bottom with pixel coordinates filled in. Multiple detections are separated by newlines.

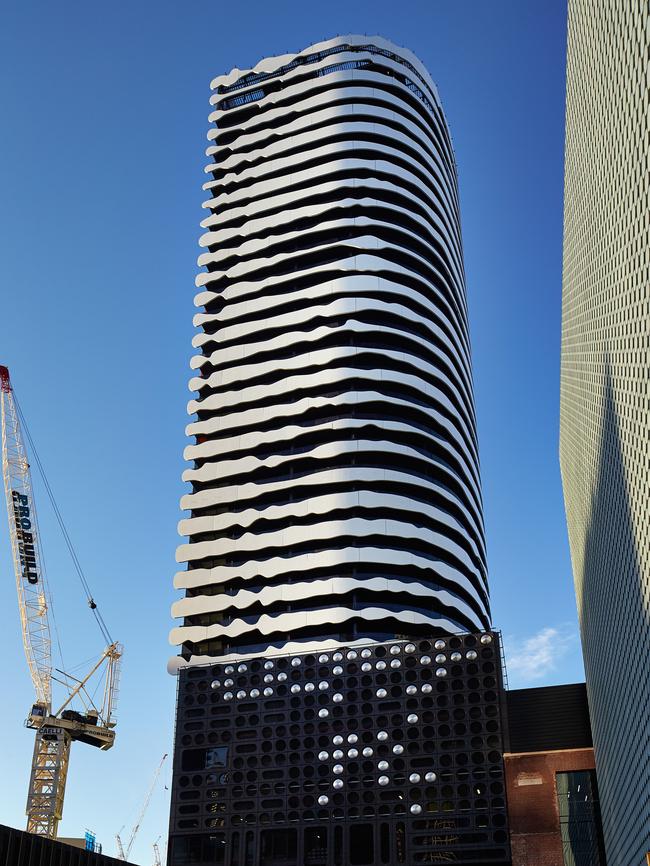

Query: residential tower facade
left=168, top=36, right=510, bottom=866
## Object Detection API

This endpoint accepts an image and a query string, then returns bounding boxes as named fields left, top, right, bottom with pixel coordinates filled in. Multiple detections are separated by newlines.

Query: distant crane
left=152, top=836, right=162, bottom=866
left=0, top=366, right=123, bottom=837
left=116, top=753, right=168, bottom=861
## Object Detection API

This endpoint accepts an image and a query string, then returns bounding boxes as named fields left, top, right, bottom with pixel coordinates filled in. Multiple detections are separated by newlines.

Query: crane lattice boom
left=117, top=753, right=168, bottom=861
left=1, top=366, right=51, bottom=707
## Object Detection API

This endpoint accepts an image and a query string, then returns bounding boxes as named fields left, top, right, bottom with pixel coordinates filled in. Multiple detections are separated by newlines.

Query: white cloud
left=504, top=624, right=578, bottom=688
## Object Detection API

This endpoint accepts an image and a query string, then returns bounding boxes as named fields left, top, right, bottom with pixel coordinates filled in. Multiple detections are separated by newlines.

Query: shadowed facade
left=561, top=2, right=650, bottom=862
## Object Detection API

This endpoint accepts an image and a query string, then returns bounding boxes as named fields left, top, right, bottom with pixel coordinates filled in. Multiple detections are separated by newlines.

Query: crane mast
left=0, top=366, right=122, bottom=839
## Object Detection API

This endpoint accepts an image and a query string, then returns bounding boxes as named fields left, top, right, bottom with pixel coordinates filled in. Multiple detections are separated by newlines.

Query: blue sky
left=0, top=1, right=572, bottom=862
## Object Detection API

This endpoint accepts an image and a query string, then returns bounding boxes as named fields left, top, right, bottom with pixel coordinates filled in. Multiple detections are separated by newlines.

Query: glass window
left=556, top=771, right=606, bottom=866
left=206, top=746, right=229, bottom=768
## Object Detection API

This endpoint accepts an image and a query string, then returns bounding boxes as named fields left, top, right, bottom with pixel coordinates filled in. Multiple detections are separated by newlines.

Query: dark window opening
left=181, top=746, right=228, bottom=772
left=350, top=824, right=374, bottom=865
left=170, top=833, right=225, bottom=865
left=380, top=823, right=390, bottom=863
left=304, top=827, right=327, bottom=865
left=260, top=829, right=297, bottom=866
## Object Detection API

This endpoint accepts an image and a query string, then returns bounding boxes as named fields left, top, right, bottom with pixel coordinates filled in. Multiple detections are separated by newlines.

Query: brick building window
left=556, top=770, right=606, bottom=866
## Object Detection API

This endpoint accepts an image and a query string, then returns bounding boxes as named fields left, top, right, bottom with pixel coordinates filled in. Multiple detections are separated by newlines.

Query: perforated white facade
left=561, top=3, right=650, bottom=864
left=170, top=36, right=490, bottom=671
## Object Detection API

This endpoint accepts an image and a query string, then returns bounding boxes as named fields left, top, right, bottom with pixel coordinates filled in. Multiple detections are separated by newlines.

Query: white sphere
left=409, top=773, right=421, bottom=783
left=424, top=772, right=437, bottom=783
left=378, top=775, right=389, bottom=786
left=378, top=760, right=389, bottom=771
left=435, top=667, right=447, bottom=678
left=319, top=654, right=329, bottom=663
left=407, top=714, right=419, bottom=724
left=392, top=744, right=404, bottom=755
left=263, top=687, right=273, bottom=697
left=376, top=688, right=387, bottom=698
left=333, top=735, right=343, bottom=746
left=318, top=795, right=329, bottom=806
left=362, top=747, right=373, bottom=757
left=333, top=779, right=344, bottom=790
left=410, top=804, right=422, bottom=815
left=347, top=734, right=358, bottom=744
left=318, top=751, right=329, bottom=761
left=333, top=764, right=344, bottom=775
left=211, top=680, right=220, bottom=690
left=434, top=640, right=446, bottom=651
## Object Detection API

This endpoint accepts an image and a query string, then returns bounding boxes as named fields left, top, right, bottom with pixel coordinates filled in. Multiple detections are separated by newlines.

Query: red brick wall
left=504, top=748, right=596, bottom=866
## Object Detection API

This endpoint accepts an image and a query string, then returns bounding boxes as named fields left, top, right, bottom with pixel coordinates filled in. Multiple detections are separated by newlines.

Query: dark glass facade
left=556, top=771, right=605, bottom=866
left=168, top=633, right=511, bottom=865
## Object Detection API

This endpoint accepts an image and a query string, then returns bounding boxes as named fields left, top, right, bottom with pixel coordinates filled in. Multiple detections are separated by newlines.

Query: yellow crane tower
left=0, top=365, right=123, bottom=838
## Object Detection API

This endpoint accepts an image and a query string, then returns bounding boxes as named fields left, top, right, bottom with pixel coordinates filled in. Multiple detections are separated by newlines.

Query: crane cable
left=12, top=392, right=114, bottom=647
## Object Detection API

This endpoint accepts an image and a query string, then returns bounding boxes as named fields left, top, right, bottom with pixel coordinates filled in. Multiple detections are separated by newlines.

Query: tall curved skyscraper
left=167, top=36, right=510, bottom=866
left=170, top=34, right=490, bottom=671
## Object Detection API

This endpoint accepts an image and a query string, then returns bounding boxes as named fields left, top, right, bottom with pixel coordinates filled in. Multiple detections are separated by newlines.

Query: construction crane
left=116, top=753, right=168, bottom=861
left=152, top=836, right=162, bottom=866
left=0, top=365, right=123, bottom=838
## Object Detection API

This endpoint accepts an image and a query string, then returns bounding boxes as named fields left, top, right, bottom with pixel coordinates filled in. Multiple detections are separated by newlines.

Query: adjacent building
left=168, top=35, right=510, bottom=866
left=560, top=2, right=650, bottom=864
left=504, top=684, right=605, bottom=866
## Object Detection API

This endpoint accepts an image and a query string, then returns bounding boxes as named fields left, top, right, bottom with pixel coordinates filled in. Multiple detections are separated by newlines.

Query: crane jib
left=11, top=490, right=39, bottom=585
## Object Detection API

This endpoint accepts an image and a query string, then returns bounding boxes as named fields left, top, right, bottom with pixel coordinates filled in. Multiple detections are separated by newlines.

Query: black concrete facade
left=168, top=632, right=511, bottom=866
